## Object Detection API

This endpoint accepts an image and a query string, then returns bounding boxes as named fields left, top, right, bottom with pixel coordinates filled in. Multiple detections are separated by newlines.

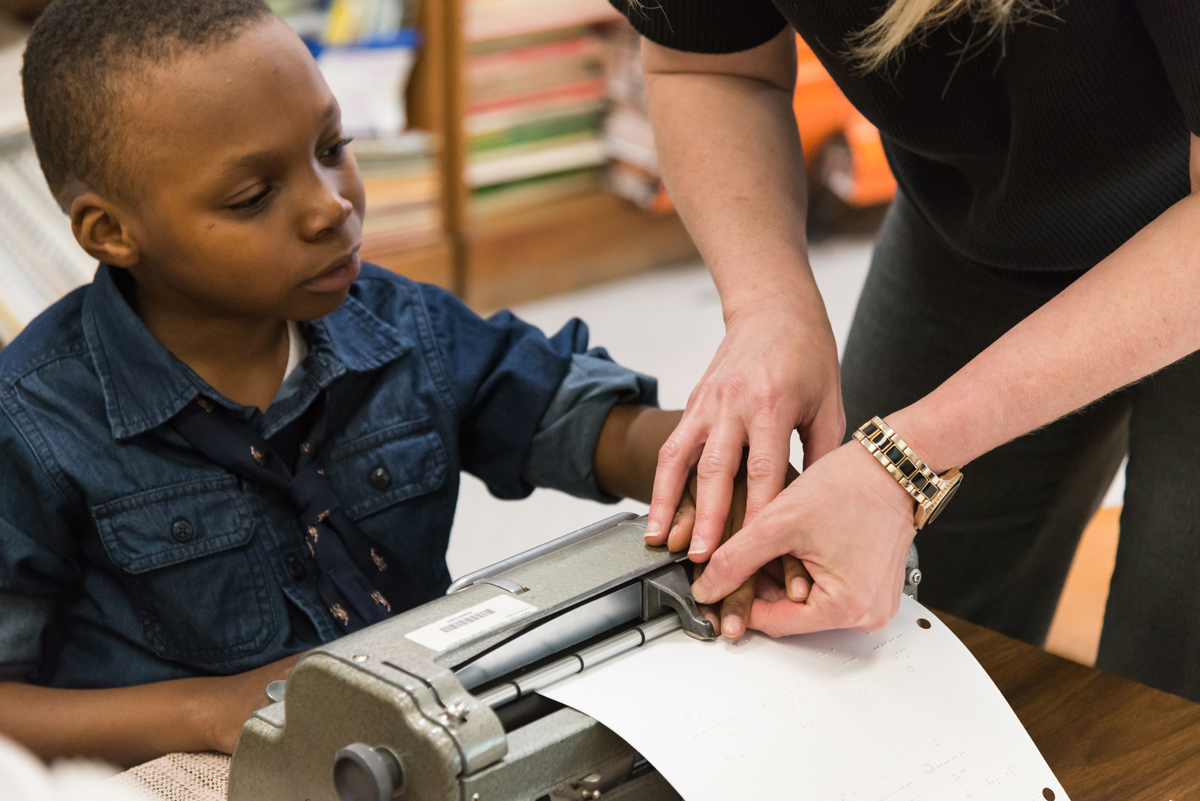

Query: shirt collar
left=82, top=264, right=413, bottom=440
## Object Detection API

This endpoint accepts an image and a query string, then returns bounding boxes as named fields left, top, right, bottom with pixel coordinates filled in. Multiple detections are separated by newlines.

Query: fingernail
left=692, top=576, right=713, bottom=604
left=723, top=615, right=743, bottom=638
left=790, top=576, right=811, bottom=600
left=688, top=537, right=705, bottom=557
left=643, top=521, right=660, bottom=540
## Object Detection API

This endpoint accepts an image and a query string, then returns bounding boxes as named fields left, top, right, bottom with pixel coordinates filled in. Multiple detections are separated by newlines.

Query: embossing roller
left=228, top=513, right=920, bottom=801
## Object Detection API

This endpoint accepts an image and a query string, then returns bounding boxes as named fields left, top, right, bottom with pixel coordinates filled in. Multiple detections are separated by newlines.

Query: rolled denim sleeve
left=520, top=350, right=658, bottom=502
left=416, top=283, right=592, bottom=499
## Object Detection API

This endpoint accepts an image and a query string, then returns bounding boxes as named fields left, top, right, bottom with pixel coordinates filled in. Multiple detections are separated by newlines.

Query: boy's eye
left=321, top=137, right=354, bottom=162
left=228, top=186, right=273, bottom=212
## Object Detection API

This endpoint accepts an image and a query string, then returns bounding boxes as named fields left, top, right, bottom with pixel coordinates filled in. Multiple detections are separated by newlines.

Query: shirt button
left=171, top=519, right=195, bottom=543
left=286, top=557, right=306, bottom=581
left=369, top=466, right=392, bottom=490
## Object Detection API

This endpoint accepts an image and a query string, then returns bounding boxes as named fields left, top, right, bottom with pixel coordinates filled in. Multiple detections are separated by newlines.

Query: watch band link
left=852, top=416, right=960, bottom=528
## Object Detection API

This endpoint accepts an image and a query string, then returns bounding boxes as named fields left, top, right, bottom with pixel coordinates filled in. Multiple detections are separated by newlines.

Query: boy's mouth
left=305, top=249, right=361, bottom=293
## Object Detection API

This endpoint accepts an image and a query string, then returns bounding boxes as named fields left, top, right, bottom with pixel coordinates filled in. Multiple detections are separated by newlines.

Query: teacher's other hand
left=691, top=440, right=917, bottom=636
left=644, top=301, right=844, bottom=561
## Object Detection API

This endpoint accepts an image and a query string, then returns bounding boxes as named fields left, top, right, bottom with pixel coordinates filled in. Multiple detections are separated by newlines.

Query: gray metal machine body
left=228, top=513, right=920, bottom=801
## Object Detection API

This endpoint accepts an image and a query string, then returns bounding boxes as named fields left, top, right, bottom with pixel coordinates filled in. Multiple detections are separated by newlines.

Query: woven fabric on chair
left=110, top=752, right=230, bottom=801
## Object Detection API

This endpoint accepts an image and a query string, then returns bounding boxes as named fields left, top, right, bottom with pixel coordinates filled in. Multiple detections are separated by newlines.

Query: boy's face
left=110, top=16, right=366, bottom=322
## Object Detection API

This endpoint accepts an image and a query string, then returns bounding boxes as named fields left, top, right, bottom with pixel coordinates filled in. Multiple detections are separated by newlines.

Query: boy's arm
left=592, top=405, right=683, bottom=504
left=0, top=654, right=299, bottom=767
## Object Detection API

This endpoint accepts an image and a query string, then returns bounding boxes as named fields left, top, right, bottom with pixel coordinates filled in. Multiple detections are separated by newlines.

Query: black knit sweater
left=610, top=0, right=1200, bottom=273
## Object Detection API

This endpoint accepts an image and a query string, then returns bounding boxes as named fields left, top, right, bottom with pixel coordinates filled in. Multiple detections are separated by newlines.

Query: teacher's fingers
left=797, top=400, right=846, bottom=470
left=741, top=415, right=792, bottom=527
left=748, top=583, right=903, bottom=638
left=691, top=560, right=722, bottom=633
left=687, top=423, right=744, bottom=560
left=644, top=420, right=704, bottom=545
left=691, top=514, right=790, bottom=605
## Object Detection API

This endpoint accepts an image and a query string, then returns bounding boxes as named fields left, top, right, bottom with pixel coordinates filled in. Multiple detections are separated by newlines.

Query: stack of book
left=599, top=20, right=672, bottom=213
left=463, top=0, right=619, bottom=43
left=463, top=0, right=621, bottom=218
left=354, top=132, right=442, bottom=253
left=0, top=134, right=97, bottom=345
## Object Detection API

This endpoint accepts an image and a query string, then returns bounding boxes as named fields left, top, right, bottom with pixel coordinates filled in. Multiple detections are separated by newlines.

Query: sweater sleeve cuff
left=609, top=0, right=789, bottom=54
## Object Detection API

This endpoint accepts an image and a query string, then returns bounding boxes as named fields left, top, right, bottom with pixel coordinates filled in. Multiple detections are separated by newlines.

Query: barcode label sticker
left=405, top=594, right=537, bottom=652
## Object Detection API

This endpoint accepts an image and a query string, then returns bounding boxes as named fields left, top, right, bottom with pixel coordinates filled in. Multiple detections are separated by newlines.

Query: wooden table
left=937, top=611, right=1200, bottom=800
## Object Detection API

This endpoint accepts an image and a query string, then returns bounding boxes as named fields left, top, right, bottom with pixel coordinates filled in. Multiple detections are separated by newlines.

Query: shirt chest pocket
left=324, top=418, right=448, bottom=522
left=93, top=476, right=274, bottom=664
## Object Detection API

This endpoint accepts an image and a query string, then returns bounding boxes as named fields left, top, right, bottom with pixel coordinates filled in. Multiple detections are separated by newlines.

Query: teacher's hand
left=691, top=440, right=917, bottom=636
left=644, top=301, right=844, bottom=561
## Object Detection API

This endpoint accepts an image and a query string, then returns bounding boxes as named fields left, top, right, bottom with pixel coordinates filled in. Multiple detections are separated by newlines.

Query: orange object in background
left=794, top=35, right=896, bottom=209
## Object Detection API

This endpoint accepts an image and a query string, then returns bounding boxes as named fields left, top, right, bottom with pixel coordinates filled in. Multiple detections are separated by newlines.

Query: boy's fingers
left=645, top=424, right=704, bottom=545
left=782, top=555, right=812, bottom=602
left=688, top=424, right=743, bottom=560
left=666, top=490, right=697, bottom=552
left=719, top=573, right=756, bottom=639
left=754, top=569, right=789, bottom=602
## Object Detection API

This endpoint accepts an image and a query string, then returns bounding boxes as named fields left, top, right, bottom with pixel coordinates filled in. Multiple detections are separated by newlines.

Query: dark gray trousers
left=840, top=194, right=1200, bottom=700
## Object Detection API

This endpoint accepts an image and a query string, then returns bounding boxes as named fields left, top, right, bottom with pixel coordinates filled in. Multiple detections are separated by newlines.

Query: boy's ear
left=69, top=192, right=142, bottom=268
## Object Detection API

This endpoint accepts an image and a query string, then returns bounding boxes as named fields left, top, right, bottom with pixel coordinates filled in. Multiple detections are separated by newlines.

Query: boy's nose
left=302, top=176, right=353, bottom=241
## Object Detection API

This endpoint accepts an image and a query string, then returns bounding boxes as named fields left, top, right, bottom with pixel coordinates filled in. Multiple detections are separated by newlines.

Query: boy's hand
left=658, top=460, right=811, bottom=639
left=197, top=653, right=303, bottom=754
left=0, top=651, right=306, bottom=765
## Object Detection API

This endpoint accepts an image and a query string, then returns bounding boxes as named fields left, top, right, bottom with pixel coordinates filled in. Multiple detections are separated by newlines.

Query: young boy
left=0, top=0, right=786, bottom=768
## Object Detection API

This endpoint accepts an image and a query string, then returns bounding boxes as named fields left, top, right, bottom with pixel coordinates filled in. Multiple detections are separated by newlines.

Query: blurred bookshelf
left=445, top=0, right=697, bottom=310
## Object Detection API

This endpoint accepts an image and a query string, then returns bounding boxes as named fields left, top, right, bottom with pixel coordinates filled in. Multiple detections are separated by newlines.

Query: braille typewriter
left=228, top=513, right=920, bottom=801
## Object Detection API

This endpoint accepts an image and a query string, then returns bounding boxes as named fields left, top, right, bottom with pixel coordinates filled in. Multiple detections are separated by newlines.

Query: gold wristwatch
left=852, top=416, right=962, bottom=529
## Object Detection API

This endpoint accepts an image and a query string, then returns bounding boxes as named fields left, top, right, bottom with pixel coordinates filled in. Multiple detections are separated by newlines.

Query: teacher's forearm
left=642, top=32, right=821, bottom=322
left=889, top=188, right=1200, bottom=473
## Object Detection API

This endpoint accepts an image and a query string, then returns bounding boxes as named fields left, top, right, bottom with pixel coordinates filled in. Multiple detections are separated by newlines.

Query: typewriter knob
left=333, top=743, right=404, bottom=801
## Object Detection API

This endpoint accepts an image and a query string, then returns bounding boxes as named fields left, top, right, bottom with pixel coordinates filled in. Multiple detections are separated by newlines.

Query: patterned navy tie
left=170, top=393, right=425, bottom=632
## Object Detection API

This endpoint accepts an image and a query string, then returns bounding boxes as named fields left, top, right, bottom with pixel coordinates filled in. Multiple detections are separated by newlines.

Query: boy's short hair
left=21, top=0, right=273, bottom=206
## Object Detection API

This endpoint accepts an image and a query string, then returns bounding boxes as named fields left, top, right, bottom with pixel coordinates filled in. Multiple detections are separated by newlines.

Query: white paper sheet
left=540, top=596, right=1068, bottom=801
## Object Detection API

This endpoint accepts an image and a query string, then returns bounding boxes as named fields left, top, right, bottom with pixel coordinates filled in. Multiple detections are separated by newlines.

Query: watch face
left=925, top=476, right=961, bottom=525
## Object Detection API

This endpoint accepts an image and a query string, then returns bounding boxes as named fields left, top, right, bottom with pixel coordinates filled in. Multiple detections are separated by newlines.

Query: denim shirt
left=0, top=264, right=655, bottom=688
